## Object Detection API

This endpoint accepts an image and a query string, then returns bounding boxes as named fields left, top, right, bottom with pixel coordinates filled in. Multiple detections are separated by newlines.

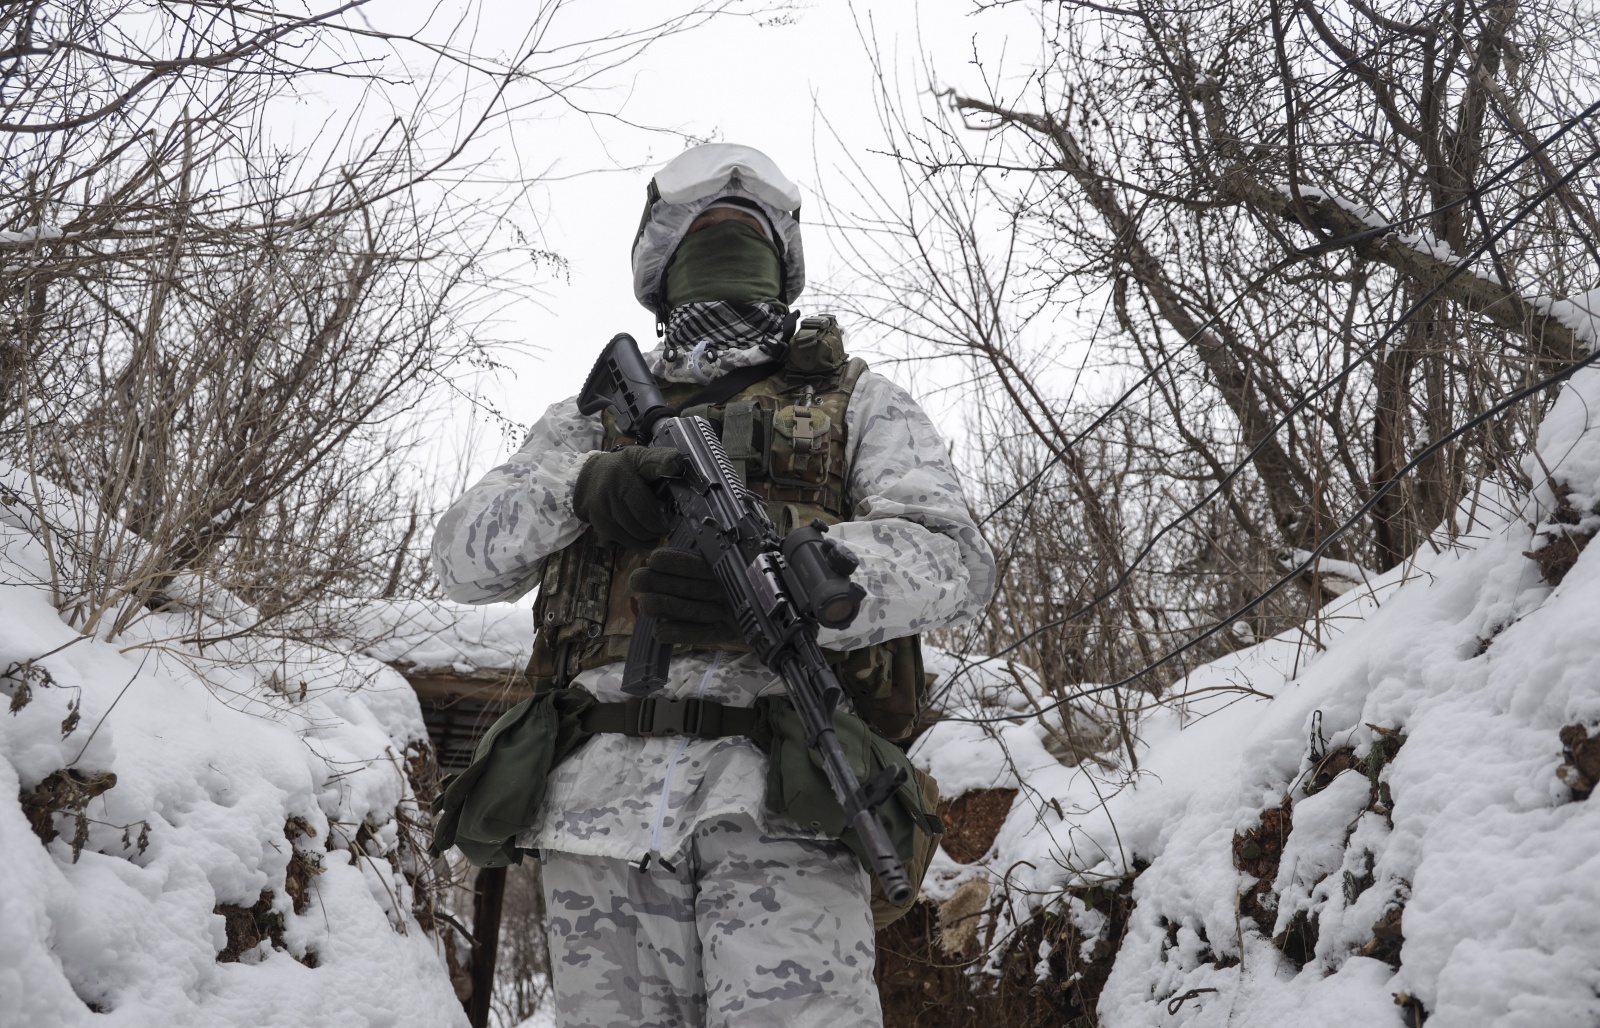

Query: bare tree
left=811, top=8, right=1600, bottom=1013
left=821, top=0, right=1600, bottom=731
left=0, top=5, right=769, bottom=1020
left=1, top=0, right=760, bottom=642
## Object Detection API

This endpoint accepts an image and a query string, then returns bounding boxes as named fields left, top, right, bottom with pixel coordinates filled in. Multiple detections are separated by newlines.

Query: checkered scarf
left=654, top=301, right=791, bottom=384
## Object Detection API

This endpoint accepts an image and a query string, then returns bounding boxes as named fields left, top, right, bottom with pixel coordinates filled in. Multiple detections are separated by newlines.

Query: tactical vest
left=528, top=316, right=927, bottom=740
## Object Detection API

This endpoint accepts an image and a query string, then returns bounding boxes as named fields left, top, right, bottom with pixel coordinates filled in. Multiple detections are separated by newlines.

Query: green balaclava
left=663, top=220, right=783, bottom=309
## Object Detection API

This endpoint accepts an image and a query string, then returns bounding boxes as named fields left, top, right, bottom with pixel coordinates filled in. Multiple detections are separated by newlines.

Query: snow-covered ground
left=7, top=370, right=1599, bottom=1028
left=913, top=364, right=1600, bottom=1026
left=343, top=598, right=533, bottom=676
left=0, top=482, right=467, bottom=1027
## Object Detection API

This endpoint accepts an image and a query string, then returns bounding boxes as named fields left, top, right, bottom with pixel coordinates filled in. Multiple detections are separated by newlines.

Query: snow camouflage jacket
left=431, top=342, right=996, bottom=865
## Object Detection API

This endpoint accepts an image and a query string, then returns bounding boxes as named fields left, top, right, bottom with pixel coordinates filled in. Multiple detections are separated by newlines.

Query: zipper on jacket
left=646, top=649, right=722, bottom=861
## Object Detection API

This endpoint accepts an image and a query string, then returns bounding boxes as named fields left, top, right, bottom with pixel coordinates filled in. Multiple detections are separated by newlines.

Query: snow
left=0, top=481, right=466, bottom=1026
left=11, top=296, right=1600, bottom=1026
left=1536, top=286, right=1600, bottom=348
left=914, top=364, right=1600, bottom=1026
left=0, top=224, right=65, bottom=245
left=1279, top=548, right=1376, bottom=594
left=1394, top=226, right=1459, bottom=263
left=343, top=598, right=532, bottom=675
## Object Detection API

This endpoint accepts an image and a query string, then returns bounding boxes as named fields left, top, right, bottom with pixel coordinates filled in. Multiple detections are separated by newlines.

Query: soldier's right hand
left=572, top=446, right=682, bottom=548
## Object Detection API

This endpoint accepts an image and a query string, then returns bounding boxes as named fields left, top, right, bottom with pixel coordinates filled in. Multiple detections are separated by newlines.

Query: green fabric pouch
left=428, top=689, right=597, bottom=868
left=752, top=695, right=943, bottom=927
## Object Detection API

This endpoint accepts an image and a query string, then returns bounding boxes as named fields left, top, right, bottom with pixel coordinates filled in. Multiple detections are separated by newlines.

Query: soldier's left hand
left=628, top=548, right=743, bottom=647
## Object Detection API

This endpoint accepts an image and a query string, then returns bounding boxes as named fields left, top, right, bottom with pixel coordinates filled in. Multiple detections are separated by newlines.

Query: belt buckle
left=631, top=697, right=656, bottom=736
left=633, top=697, right=689, bottom=737
left=632, top=697, right=705, bottom=737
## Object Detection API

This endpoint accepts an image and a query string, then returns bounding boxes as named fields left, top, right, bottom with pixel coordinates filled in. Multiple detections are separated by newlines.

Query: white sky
left=354, top=0, right=1048, bottom=486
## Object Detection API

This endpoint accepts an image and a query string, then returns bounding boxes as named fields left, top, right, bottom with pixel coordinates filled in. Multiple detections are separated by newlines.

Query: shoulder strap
left=673, top=360, right=784, bottom=410
left=579, top=696, right=760, bottom=738
left=836, top=356, right=868, bottom=400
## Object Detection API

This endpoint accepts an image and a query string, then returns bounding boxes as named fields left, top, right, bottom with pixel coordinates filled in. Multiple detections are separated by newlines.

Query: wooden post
left=466, top=865, right=508, bottom=1028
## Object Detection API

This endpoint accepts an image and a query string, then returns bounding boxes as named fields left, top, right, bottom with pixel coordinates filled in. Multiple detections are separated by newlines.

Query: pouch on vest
left=770, top=403, right=833, bottom=486
left=785, top=313, right=848, bottom=376
left=753, top=695, right=944, bottom=929
left=833, top=633, right=929, bottom=742
left=428, top=689, right=598, bottom=867
left=527, top=532, right=614, bottom=693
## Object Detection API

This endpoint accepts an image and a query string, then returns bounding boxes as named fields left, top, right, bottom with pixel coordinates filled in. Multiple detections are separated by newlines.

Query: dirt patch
left=877, top=878, right=1135, bottom=1028
left=1001, top=884, right=1134, bottom=1027
left=1342, top=849, right=1376, bottom=906
left=876, top=900, right=992, bottom=1027
left=215, top=889, right=318, bottom=966
left=1273, top=909, right=1319, bottom=969
left=1360, top=904, right=1405, bottom=968
left=1304, top=748, right=1362, bottom=796
left=1363, top=727, right=1406, bottom=816
left=1304, top=726, right=1406, bottom=810
left=1233, top=801, right=1291, bottom=933
left=20, top=768, right=117, bottom=862
left=285, top=849, right=324, bottom=915
left=1233, top=801, right=1319, bottom=969
left=215, top=818, right=324, bottom=964
left=215, top=891, right=287, bottom=962
left=1558, top=723, right=1600, bottom=800
left=1394, top=990, right=1428, bottom=1026
left=936, top=788, right=1016, bottom=864
left=1238, top=725, right=1409, bottom=970
left=403, top=738, right=442, bottom=809
left=282, top=816, right=325, bottom=915
left=1524, top=532, right=1589, bottom=584
left=1523, top=486, right=1597, bottom=586
left=398, top=738, right=457, bottom=947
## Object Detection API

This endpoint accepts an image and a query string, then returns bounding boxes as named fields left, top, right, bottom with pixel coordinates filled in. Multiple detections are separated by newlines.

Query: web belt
left=578, top=696, right=760, bottom=739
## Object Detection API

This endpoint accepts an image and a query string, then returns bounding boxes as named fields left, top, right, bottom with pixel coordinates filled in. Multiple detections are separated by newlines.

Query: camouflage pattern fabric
left=524, top=651, right=826, bottom=864
left=433, top=341, right=992, bottom=1019
left=432, top=348, right=997, bottom=648
left=432, top=349, right=995, bottom=864
left=540, top=813, right=881, bottom=1028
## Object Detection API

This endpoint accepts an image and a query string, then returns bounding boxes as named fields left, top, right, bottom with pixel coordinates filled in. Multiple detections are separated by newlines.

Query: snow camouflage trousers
left=540, top=813, right=882, bottom=1028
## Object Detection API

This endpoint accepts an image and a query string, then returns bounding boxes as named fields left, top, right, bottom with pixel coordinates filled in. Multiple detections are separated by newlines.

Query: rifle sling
left=672, top=359, right=785, bottom=411
left=579, top=695, right=760, bottom=739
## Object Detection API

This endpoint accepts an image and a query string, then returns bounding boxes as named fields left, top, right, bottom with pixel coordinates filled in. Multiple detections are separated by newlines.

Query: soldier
left=432, top=143, right=995, bottom=1028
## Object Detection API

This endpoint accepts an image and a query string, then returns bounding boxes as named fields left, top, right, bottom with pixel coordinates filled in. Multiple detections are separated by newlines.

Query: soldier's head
left=631, top=143, right=805, bottom=323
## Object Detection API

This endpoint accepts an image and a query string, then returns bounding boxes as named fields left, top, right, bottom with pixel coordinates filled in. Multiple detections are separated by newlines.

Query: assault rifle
left=577, top=332, right=913, bottom=904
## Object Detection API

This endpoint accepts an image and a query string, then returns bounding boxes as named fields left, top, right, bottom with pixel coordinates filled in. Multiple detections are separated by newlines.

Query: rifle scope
left=780, top=520, right=866, bottom=630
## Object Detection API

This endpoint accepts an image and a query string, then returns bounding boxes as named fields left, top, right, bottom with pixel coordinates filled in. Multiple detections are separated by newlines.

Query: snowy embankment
left=0, top=480, right=467, bottom=1027
left=914, top=362, right=1600, bottom=1027
left=345, top=598, right=532, bottom=677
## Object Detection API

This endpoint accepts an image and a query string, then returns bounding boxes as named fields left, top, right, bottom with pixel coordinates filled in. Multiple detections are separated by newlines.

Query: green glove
left=572, top=447, right=682, bottom=548
left=628, top=548, right=743, bottom=647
